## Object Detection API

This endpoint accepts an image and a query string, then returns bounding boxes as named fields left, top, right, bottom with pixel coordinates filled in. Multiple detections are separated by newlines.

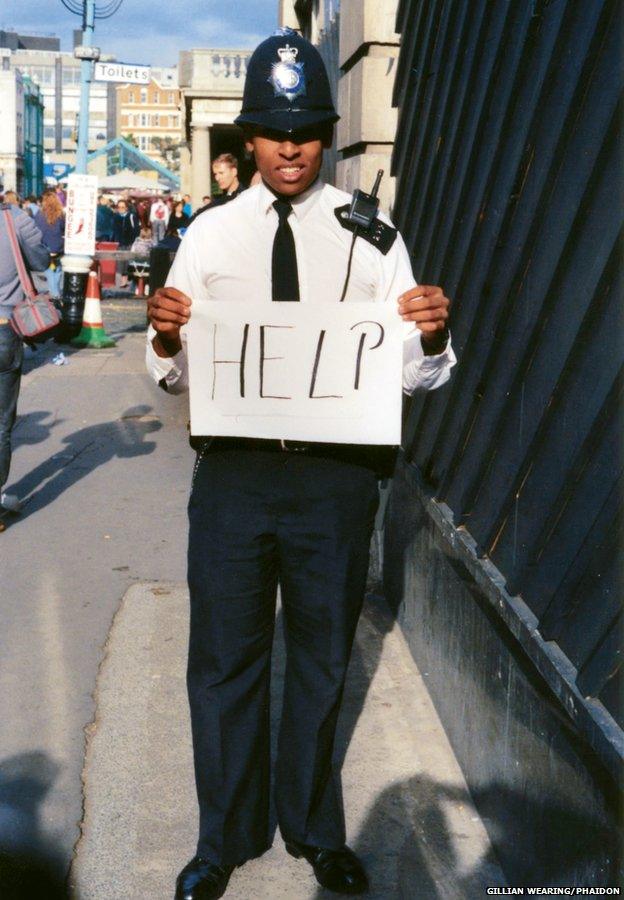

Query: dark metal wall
left=391, top=0, right=623, bottom=729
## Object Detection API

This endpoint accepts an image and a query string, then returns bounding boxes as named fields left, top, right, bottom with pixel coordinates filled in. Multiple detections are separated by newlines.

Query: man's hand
left=398, top=284, right=450, bottom=355
left=147, top=287, right=192, bottom=358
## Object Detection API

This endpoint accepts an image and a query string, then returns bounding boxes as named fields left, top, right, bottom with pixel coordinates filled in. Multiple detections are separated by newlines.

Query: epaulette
left=334, top=204, right=397, bottom=255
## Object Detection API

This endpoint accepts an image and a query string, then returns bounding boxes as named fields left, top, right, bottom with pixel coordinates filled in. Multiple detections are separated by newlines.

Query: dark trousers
left=187, top=449, right=379, bottom=866
left=0, top=323, right=22, bottom=490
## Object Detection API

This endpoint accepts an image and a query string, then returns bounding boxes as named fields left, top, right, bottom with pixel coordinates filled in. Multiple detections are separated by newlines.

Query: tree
left=123, top=133, right=139, bottom=148
left=150, top=135, right=182, bottom=173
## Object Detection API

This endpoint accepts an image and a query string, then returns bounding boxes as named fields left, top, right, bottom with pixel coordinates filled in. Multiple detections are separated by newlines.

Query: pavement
left=0, top=297, right=507, bottom=898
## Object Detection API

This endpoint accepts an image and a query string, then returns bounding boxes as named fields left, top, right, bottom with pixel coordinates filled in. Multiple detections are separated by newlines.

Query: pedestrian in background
left=182, top=193, right=192, bottom=218
left=149, top=195, right=170, bottom=243
left=212, top=153, right=245, bottom=204
left=188, top=195, right=212, bottom=225
left=96, top=195, right=115, bottom=242
left=131, top=226, right=153, bottom=257
left=34, top=188, right=65, bottom=300
left=3, top=192, right=20, bottom=207
left=25, top=196, right=40, bottom=218
left=149, top=218, right=182, bottom=295
left=112, top=199, right=140, bottom=288
left=189, top=156, right=246, bottom=225
left=169, top=200, right=190, bottom=237
left=0, top=194, right=49, bottom=526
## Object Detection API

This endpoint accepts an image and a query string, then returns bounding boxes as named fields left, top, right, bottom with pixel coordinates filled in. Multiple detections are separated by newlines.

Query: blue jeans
left=0, top=323, right=23, bottom=490
left=46, top=260, right=63, bottom=298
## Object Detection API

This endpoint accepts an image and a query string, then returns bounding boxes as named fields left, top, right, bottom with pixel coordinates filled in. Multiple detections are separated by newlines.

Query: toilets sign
left=187, top=302, right=404, bottom=445
left=94, top=62, right=151, bottom=84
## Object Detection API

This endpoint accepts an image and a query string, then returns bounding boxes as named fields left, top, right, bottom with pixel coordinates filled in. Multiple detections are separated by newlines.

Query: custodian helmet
left=234, top=28, right=339, bottom=135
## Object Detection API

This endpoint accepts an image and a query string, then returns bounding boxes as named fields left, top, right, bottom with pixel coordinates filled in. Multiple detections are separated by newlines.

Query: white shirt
left=149, top=200, right=170, bottom=226
left=145, top=179, right=456, bottom=395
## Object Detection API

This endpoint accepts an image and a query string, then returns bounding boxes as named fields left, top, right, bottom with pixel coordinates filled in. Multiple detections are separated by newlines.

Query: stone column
left=336, top=0, right=400, bottom=214
left=191, top=123, right=211, bottom=209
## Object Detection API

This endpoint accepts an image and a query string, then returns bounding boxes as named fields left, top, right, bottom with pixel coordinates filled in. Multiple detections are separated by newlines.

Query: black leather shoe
left=174, top=856, right=234, bottom=900
left=285, top=840, right=369, bottom=894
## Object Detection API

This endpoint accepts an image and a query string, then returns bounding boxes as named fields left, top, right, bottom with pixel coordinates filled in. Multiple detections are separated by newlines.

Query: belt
left=191, top=436, right=399, bottom=478
left=207, top=437, right=315, bottom=454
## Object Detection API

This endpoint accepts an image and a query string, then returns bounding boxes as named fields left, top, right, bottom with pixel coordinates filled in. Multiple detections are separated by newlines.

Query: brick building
left=116, top=69, right=182, bottom=171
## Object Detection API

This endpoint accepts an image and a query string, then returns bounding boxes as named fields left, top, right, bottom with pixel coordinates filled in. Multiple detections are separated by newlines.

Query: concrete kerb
left=70, top=582, right=506, bottom=899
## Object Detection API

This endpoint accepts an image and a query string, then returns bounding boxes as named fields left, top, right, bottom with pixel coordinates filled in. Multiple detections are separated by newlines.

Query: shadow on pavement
left=12, top=411, right=64, bottom=451
left=0, top=752, right=69, bottom=899
left=8, top=404, right=161, bottom=522
left=338, top=774, right=619, bottom=897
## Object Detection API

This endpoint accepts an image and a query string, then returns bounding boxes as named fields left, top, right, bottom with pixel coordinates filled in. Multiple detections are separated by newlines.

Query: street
left=0, top=298, right=192, bottom=890
left=0, top=300, right=505, bottom=897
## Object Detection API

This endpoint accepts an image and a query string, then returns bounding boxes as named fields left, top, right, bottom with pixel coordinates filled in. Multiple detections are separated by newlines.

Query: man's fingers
left=154, top=286, right=192, bottom=306
left=149, top=296, right=191, bottom=316
left=148, top=291, right=192, bottom=332
left=399, top=293, right=449, bottom=312
left=398, top=284, right=441, bottom=304
left=151, top=308, right=189, bottom=326
left=402, top=306, right=449, bottom=322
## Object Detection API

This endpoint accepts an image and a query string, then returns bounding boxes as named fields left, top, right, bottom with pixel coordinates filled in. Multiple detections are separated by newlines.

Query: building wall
left=281, top=0, right=400, bottom=214
left=385, top=0, right=623, bottom=882
left=0, top=68, right=24, bottom=193
left=22, top=75, right=44, bottom=195
left=116, top=74, right=181, bottom=168
left=7, top=47, right=115, bottom=167
left=178, top=49, right=250, bottom=206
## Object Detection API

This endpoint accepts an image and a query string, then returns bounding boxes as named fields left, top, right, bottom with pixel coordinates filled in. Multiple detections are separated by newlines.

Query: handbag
left=3, top=207, right=61, bottom=340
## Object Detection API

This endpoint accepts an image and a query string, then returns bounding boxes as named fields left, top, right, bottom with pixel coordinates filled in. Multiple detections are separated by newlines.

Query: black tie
left=272, top=199, right=300, bottom=301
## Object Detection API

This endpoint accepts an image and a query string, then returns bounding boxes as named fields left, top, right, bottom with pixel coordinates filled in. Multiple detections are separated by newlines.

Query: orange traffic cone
left=71, top=271, right=116, bottom=349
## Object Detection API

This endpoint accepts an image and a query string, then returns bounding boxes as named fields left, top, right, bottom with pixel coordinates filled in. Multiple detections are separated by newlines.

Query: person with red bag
left=0, top=192, right=49, bottom=525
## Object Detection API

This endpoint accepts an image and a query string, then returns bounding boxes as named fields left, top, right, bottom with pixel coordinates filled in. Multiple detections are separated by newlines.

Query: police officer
left=147, top=29, right=455, bottom=899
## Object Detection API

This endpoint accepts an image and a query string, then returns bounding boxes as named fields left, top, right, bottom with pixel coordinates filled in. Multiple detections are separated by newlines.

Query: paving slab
left=71, top=583, right=507, bottom=899
left=0, top=312, right=192, bottom=887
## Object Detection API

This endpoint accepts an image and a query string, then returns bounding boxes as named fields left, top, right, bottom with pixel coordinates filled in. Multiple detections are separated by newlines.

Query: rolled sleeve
left=145, top=325, right=189, bottom=393
left=144, top=225, right=207, bottom=394
left=378, top=226, right=457, bottom=394
left=402, top=326, right=457, bottom=394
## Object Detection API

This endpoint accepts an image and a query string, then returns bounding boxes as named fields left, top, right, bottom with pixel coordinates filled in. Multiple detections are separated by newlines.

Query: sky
left=1, top=0, right=278, bottom=66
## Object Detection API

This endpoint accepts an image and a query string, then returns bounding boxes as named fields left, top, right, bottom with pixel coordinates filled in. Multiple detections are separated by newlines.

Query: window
left=139, top=135, right=149, bottom=151
left=62, top=126, right=73, bottom=139
left=128, top=90, right=135, bottom=102
left=152, top=114, right=158, bottom=127
left=168, top=91, right=175, bottom=104
left=153, top=91, right=159, bottom=104
left=44, top=125, right=55, bottom=139
left=140, top=113, right=147, bottom=127
left=140, top=88, right=147, bottom=103
left=62, top=68, right=80, bottom=85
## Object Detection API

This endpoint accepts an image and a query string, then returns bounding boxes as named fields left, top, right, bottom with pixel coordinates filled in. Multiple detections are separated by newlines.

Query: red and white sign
left=65, top=174, right=98, bottom=256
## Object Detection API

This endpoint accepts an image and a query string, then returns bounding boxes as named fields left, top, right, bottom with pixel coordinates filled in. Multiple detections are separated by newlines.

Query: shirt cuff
left=402, top=326, right=457, bottom=394
left=145, top=327, right=189, bottom=393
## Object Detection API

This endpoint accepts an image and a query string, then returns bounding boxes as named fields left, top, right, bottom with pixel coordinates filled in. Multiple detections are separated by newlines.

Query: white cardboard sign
left=187, top=302, right=404, bottom=444
left=64, top=174, right=98, bottom=256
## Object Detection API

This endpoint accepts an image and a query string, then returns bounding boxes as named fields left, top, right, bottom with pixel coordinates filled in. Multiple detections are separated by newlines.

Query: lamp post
left=58, top=0, right=123, bottom=339
left=74, top=1, right=98, bottom=175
